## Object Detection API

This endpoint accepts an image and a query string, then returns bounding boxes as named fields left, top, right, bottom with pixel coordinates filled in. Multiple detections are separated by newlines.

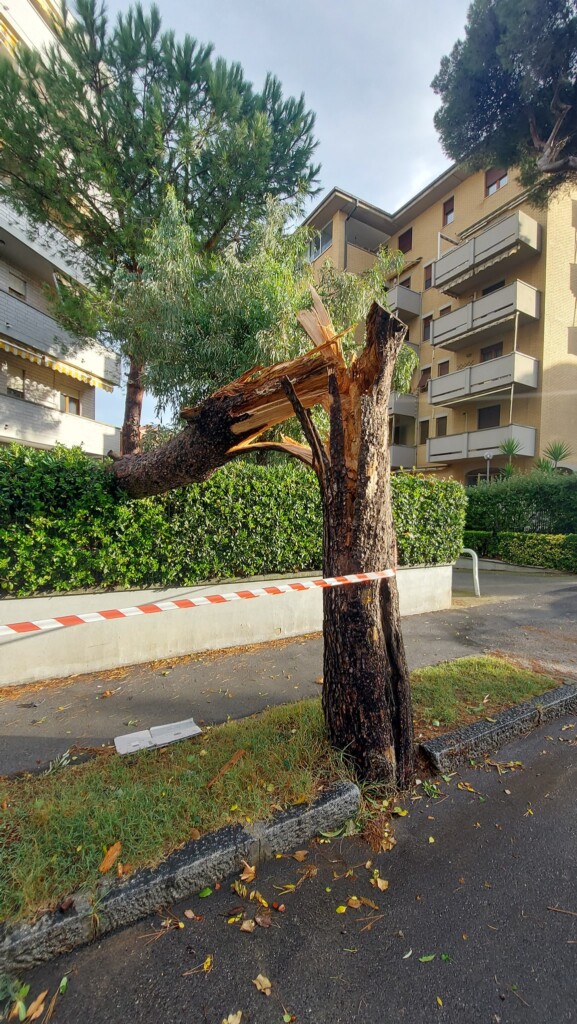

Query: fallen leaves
left=23, top=990, right=48, bottom=1020
left=240, top=861, right=256, bottom=883
left=98, top=841, right=122, bottom=874
left=221, top=1013, right=242, bottom=1024
left=239, top=918, right=256, bottom=933
left=291, top=850, right=308, bottom=862
left=182, top=953, right=213, bottom=977
left=253, top=974, right=272, bottom=996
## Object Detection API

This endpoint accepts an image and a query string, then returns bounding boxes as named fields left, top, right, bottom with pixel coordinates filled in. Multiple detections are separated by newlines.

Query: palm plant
left=542, top=440, right=573, bottom=469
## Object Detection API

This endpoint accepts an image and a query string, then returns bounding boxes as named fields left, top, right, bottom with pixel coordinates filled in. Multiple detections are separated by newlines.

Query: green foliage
left=98, top=192, right=417, bottom=415
left=463, top=528, right=577, bottom=569
left=542, top=439, right=574, bottom=468
left=432, top=0, right=577, bottom=201
left=0, top=1, right=319, bottom=285
left=0, top=447, right=466, bottom=596
left=463, top=528, right=577, bottom=571
left=392, top=474, right=467, bottom=567
left=496, top=533, right=577, bottom=572
left=465, top=472, right=577, bottom=534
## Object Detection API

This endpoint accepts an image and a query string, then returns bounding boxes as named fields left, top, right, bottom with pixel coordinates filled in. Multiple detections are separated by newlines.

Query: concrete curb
left=0, top=780, right=359, bottom=973
left=421, top=681, right=577, bottom=772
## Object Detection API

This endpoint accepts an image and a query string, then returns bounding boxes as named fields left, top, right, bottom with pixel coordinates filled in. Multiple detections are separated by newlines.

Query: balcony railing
left=390, top=444, right=416, bottom=468
left=0, top=290, right=120, bottom=384
left=388, top=392, right=418, bottom=417
left=386, top=284, right=422, bottom=322
left=426, top=423, right=536, bottom=463
left=0, top=393, right=121, bottom=457
left=432, top=211, right=541, bottom=296
left=430, top=281, right=540, bottom=351
left=428, top=352, right=539, bottom=406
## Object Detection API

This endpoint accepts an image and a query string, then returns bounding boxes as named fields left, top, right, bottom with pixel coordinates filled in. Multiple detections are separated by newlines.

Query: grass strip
left=0, top=655, right=557, bottom=924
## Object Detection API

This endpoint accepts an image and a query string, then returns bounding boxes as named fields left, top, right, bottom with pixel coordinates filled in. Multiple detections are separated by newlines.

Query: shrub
left=466, top=473, right=577, bottom=534
left=463, top=528, right=577, bottom=572
left=0, top=445, right=466, bottom=596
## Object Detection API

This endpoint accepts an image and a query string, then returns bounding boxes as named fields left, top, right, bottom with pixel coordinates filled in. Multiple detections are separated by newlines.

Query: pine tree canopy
left=0, top=0, right=320, bottom=284
left=432, top=0, right=577, bottom=200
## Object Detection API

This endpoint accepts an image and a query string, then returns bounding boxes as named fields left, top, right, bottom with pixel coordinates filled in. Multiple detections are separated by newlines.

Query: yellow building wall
left=539, top=190, right=577, bottom=469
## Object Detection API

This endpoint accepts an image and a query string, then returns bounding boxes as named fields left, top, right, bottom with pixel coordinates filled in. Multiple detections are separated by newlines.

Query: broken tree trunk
left=112, top=293, right=414, bottom=785
left=285, top=298, right=415, bottom=787
left=111, top=345, right=336, bottom=497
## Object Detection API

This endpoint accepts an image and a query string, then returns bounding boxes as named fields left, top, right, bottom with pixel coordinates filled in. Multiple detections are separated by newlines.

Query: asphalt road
left=18, top=714, right=577, bottom=1024
left=1, top=566, right=577, bottom=776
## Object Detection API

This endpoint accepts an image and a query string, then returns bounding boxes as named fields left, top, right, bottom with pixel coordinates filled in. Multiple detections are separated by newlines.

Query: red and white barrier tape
left=0, top=570, right=395, bottom=638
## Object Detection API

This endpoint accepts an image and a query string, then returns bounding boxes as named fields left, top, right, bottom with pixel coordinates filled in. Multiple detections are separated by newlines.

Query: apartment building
left=0, top=0, right=121, bottom=457
left=304, top=167, right=577, bottom=483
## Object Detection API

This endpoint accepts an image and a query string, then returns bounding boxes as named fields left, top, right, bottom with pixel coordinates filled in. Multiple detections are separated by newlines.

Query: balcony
left=390, top=444, right=416, bottom=468
left=428, top=352, right=539, bottom=407
left=388, top=392, right=418, bottom=417
left=430, top=281, right=540, bottom=351
left=386, top=284, right=422, bottom=322
left=432, top=211, right=541, bottom=296
left=0, top=393, right=121, bottom=457
left=0, top=290, right=120, bottom=385
left=426, top=423, right=536, bottom=464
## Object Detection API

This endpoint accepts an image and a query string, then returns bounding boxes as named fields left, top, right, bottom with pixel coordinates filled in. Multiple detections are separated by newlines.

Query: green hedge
left=466, top=474, right=577, bottom=534
left=463, top=529, right=577, bottom=572
left=0, top=445, right=466, bottom=596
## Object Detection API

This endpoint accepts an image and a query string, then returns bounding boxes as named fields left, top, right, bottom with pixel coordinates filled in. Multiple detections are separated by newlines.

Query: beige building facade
left=304, top=167, right=577, bottom=483
left=0, top=0, right=121, bottom=457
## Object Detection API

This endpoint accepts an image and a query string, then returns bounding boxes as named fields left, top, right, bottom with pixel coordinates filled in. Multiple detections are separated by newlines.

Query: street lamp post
left=484, top=451, right=494, bottom=483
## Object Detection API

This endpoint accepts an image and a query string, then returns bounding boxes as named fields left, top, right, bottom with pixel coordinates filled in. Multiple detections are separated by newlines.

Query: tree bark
left=112, top=298, right=415, bottom=787
left=120, top=357, right=145, bottom=456
left=112, top=344, right=336, bottom=497
left=285, top=302, right=415, bottom=786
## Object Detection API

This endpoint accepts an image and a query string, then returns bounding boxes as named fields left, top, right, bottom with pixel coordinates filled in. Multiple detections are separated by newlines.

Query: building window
left=423, top=315, right=433, bottom=342
left=443, top=197, right=454, bottom=226
left=439, top=304, right=452, bottom=317
left=8, top=271, right=26, bottom=299
left=436, top=416, right=448, bottom=437
left=419, top=419, right=430, bottom=445
left=424, top=264, right=432, bottom=290
left=398, top=228, right=412, bottom=254
left=485, top=168, right=508, bottom=196
left=481, top=280, right=506, bottom=296
left=7, top=369, right=25, bottom=399
left=60, top=394, right=81, bottom=415
left=480, top=342, right=503, bottom=362
left=399, top=276, right=411, bottom=289
left=477, top=405, right=500, bottom=429
left=417, top=366, right=431, bottom=392
left=308, top=221, right=333, bottom=261
left=437, top=360, right=450, bottom=376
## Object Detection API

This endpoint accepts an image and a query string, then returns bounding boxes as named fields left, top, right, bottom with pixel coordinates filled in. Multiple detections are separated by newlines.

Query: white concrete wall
left=0, top=565, right=452, bottom=687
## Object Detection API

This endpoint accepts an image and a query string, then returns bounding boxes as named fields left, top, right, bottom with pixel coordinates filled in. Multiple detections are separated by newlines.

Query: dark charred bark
left=112, top=298, right=415, bottom=787
left=286, top=302, right=415, bottom=787
left=112, top=344, right=336, bottom=497
left=120, top=358, right=145, bottom=456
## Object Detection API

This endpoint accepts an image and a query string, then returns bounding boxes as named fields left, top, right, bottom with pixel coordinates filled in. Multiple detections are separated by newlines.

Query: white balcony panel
left=428, top=352, right=539, bottom=406
left=388, top=392, right=418, bottom=417
left=0, top=394, right=121, bottom=457
left=390, top=444, right=416, bottom=468
left=426, top=423, right=536, bottom=463
left=0, top=291, right=120, bottom=385
left=430, top=281, right=540, bottom=351
left=386, top=284, right=422, bottom=321
left=433, top=211, right=541, bottom=295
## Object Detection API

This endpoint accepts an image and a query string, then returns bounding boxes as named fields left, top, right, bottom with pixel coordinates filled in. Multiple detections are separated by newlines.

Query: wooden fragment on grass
left=206, top=749, right=246, bottom=789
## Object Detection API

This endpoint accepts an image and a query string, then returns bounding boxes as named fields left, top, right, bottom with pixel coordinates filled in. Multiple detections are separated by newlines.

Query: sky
left=96, top=0, right=471, bottom=426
